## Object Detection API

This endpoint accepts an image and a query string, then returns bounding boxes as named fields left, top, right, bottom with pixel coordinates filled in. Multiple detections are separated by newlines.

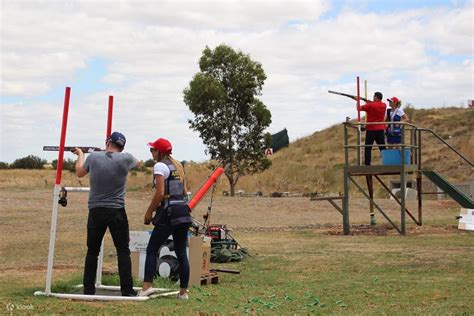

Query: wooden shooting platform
left=317, top=88, right=474, bottom=236
left=200, top=272, right=220, bottom=285
left=346, top=165, right=418, bottom=175
left=313, top=120, right=425, bottom=235
left=345, top=165, right=422, bottom=235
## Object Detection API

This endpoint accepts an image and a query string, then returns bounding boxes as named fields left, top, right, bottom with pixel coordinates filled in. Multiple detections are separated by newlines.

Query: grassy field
left=2, top=230, right=473, bottom=314
left=1, top=173, right=473, bottom=314
left=1, top=108, right=472, bottom=314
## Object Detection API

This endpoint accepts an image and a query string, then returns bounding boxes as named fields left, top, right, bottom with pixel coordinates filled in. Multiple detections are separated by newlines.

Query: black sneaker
left=122, top=289, right=137, bottom=297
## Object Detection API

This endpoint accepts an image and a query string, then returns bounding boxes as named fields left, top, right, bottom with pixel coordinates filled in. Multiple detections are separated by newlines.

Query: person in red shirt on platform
left=359, top=91, right=387, bottom=165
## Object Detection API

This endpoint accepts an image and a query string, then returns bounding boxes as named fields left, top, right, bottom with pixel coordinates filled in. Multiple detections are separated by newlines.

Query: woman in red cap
left=138, top=138, right=192, bottom=299
left=386, top=97, right=410, bottom=148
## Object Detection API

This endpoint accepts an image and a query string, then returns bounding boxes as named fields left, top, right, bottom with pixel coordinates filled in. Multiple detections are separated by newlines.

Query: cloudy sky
left=1, top=0, right=472, bottom=163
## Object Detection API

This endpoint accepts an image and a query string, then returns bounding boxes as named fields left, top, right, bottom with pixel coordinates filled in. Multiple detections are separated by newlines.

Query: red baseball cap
left=148, top=138, right=172, bottom=154
left=387, top=96, right=400, bottom=103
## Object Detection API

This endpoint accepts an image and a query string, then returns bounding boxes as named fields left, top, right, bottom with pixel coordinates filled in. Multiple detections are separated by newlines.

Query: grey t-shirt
left=83, top=151, right=138, bottom=209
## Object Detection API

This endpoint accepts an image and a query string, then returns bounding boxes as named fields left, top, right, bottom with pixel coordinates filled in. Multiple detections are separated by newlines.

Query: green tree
left=11, top=155, right=46, bottom=169
left=0, top=162, right=9, bottom=169
left=52, top=158, right=76, bottom=172
left=183, top=44, right=272, bottom=196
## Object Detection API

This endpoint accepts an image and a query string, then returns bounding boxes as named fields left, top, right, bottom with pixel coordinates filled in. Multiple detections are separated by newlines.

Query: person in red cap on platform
left=386, top=97, right=410, bottom=148
left=138, top=138, right=192, bottom=300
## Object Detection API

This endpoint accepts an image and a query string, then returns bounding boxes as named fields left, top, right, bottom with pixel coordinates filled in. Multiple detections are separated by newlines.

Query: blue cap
left=109, top=131, right=126, bottom=148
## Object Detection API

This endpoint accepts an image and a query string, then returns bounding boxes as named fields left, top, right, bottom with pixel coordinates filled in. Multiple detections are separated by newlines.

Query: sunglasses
left=149, top=148, right=155, bottom=153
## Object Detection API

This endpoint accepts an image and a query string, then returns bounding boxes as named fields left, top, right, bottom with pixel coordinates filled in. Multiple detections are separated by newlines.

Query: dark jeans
left=144, top=223, right=190, bottom=289
left=365, top=130, right=386, bottom=165
left=83, top=207, right=134, bottom=295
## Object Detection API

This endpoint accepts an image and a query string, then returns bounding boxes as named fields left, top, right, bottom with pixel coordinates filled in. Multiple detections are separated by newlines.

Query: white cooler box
left=458, top=208, right=474, bottom=231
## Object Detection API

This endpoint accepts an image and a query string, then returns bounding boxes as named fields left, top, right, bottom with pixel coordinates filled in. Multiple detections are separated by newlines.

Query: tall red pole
left=106, top=95, right=114, bottom=139
left=356, top=76, right=361, bottom=122
left=55, top=87, right=71, bottom=185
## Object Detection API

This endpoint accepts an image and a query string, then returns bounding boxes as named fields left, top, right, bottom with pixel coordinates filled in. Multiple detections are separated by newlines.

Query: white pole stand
left=44, top=184, right=61, bottom=295
left=33, top=291, right=151, bottom=301
left=36, top=184, right=177, bottom=301
left=71, top=243, right=179, bottom=300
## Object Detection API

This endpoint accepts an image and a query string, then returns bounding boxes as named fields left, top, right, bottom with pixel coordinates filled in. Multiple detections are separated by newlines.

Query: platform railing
left=416, top=128, right=473, bottom=167
left=343, top=120, right=473, bottom=168
left=343, top=120, right=419, bottom=167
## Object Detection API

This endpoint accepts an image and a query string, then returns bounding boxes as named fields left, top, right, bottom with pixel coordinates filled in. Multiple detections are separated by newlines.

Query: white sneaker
left=138, top=287, right=156, bottom=297
left=177, top=291, right=189, bottom=300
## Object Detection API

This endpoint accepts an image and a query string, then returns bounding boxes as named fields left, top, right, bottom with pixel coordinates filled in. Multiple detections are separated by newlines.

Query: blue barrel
left=381, top=149, right=411, bottom=165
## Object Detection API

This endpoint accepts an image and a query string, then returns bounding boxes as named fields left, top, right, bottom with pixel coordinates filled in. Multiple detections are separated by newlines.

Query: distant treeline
left=0, top=155, right=47, bottom=170
left=0, top=155, right=157, bottom=171
left=0, top=155, right=75, bottom=171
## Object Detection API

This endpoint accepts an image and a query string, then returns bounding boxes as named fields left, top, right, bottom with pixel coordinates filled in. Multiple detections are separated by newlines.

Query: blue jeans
left=83, top=207, right=134, bottom=295
left=144, top=223, right=190, bottom=289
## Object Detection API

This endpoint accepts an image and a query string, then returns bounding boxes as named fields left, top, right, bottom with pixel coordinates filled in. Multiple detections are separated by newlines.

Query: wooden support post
left=356, top=127, right=361, bottom=166
left=400, top=126, right=406, bottom=235
left=417, top=130, right=423, bottom=225
left=343, top=123, right=350, bottom=235
left=417, top=174, right=423, bottom=225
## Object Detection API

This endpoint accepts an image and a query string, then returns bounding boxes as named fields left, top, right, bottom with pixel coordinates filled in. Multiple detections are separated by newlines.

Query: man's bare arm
left=72, top=148, right=88, bottom=177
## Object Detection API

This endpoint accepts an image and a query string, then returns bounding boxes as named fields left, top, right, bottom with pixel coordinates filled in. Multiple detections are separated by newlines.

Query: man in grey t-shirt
left=73, top=131, right=138, bottom=296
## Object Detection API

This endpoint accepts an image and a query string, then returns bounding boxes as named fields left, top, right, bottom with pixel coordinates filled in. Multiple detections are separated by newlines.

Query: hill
left=196, top=107, right=473, bottom=195
left=0, top=107, right=471, bottom=197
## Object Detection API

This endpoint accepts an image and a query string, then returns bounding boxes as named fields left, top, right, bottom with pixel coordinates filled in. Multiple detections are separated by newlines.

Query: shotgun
left=43, top=146, right=102, bottom=153
left=328, top=90, right=369, bottom=102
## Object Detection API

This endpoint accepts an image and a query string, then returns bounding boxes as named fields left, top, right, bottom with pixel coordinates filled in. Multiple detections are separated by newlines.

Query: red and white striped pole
left=45, top=87, right=71, bottom=294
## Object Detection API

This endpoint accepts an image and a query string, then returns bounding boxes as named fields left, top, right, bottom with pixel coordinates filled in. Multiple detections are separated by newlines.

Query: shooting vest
left=386, top=108, right=402, bottom=137
left=153, top=158, right=191, bottom=227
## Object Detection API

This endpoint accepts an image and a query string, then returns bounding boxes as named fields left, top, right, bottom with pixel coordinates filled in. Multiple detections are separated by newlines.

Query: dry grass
left=0, top=187, right=462, bottom=275
left=0, top=166, right=227, bottom=196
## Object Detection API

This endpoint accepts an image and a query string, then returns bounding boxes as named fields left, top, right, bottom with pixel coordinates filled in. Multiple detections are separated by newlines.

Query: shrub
left=52, top=158, right=76, bottom=172
left=0, top=162, right=9, bottom=169
left=11, top=155, right=46, bottom=169
left=144, top=159, right=155, bottom=167
left=131, top=162, right=149, bottom=172
left=404, top=103, right=415, bottom=121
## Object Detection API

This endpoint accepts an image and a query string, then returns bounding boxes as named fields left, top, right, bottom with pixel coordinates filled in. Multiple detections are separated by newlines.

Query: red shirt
left=360, top=101, right=387, bottom=130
